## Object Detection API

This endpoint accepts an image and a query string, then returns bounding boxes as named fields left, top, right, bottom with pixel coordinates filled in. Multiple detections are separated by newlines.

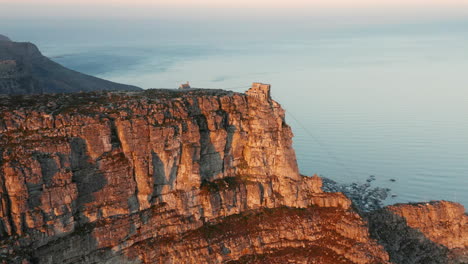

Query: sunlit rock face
left=367, top=201, right=468, bottom=264
left=0, top=83, right=407, bottom=264
left=388, top=201, right=467, bottom=250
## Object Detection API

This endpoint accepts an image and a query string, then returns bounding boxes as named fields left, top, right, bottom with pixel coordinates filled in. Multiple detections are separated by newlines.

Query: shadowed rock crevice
left=224, top=125, right=236, bottom=154
left=151, top=150, right=166, bottom=199
left=26, top=152, right=54, bottom=210
left=25, top=182, right=43, bottom=209
left=26, top=151, right=59, bottom=209
left=70, top=138, right=107, bottom=222
left=109, top=118, right=122, bottom=149
left=194, top=113, right=223, bottom=181
left=127, top=195, right=140, bottom=214
left=0, top=157, right=15, bottom=237
left=217, top=108, right=236, bottom=175
left=366, top=209, right=450, bottom=264
left=168, top=155, right=179, bottom=187
left=149, top=149, right=180, bottom=203
left=32, top=152, right=58, bottom=186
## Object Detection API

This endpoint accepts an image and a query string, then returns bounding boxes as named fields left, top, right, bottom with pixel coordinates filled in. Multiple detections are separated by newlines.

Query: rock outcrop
left=367, top=201, right=468, bottom=264
left=0, top=35, right=140, bottom=94
left=0, top=84, right=391, bottom=263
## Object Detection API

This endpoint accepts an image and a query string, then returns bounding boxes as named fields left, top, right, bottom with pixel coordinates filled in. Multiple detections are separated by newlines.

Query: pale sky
left=3, top=0, right=468, bottom=7
left=2, top=0, right=468, bottom=21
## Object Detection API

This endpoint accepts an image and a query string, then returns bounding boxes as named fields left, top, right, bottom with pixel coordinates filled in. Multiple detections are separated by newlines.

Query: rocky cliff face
left=388, top=201, right=467, bottom=251
left=0, top=83, right=465, bottom=263
left=0, top=84, right=391, bottom=263
left=367, top=201, right=468, bottom=264
left=0, top=35, right=140, bottom=94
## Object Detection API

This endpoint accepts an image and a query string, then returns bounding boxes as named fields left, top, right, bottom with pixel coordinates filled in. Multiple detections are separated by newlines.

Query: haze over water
left=2, top=2, right=468, bottom=207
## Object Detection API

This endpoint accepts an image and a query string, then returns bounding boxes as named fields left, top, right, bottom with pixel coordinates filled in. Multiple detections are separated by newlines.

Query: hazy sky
left=2, top=0, right=468, bottom=21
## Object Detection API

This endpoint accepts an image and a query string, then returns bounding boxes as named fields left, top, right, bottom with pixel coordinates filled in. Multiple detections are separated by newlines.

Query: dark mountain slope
left=0, top=35, right=141, bottom=94
left=0, top=35, right=11, bottom=42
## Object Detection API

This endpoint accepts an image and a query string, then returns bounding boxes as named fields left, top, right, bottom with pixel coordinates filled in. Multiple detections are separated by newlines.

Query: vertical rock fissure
left=215, top=107, right=234, bottom=177
left=0, top=152, right=16, bottom=236
left=150, top=150, right=166, bottom=200
left=108, top=118, right=122, bottom=149
left=168, top=147, right=181, bottom=187
left=70, top=137, right=107, bottom=223
left=223, top=124, right=236, bottom=176
left=194, top=113, right=223, bottom=181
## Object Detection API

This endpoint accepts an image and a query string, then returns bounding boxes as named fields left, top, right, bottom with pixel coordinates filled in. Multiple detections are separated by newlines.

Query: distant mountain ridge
left=0, top=34, right=141, bottom=94
left=0, top=34, right=11, bottom=42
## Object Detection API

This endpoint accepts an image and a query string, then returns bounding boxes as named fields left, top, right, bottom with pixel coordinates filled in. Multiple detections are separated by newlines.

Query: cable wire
left=286, top=110, right=356, bottom=180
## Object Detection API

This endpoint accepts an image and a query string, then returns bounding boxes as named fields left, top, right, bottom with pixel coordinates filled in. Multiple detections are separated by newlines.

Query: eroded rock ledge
left=0, top=83, right=465, bottom=263
left=367, top=201, right=468, bottom=264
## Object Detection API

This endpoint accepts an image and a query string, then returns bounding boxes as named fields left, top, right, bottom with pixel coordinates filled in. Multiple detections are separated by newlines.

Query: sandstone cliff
left=0, top=84, right=391, bottom=263
left=0, top=83, right=465, bottom=263
left=367, top=201, right=468, bottom=264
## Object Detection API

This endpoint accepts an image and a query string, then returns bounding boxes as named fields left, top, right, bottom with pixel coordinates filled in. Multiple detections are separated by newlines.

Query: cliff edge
left=368, top=201, right=468, bottom=263
left=0, top=83, right=465, bottom=263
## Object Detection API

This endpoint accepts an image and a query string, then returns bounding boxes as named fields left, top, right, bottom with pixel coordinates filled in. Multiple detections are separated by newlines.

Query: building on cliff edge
left=179, top=81, right=191, bottom=89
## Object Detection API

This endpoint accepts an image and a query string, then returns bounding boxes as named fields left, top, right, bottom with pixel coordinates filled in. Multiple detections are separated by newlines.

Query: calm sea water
left=3, top=19, right=468, bottom=207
